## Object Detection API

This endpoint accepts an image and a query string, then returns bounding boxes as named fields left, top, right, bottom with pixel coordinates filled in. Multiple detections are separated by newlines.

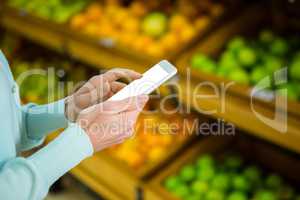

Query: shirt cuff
left=21, top=98, right=69, bottom=144
left=28, top=123, right=93, bottom=187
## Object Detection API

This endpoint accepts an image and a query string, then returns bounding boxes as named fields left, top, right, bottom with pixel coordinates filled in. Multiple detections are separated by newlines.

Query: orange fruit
left=132, top=36, right=153, bottom=51
left=160, top=135, right=173, bottom=146
left=122, top=17, right=140, bottom=32
left=130, top=2, right=147, bottom=17
left=146, top=43, right=164, bottom=57
left=86, top=3, right=102, bottom=21
left=180, top=25, right=196, bottom=42
left=170, top=14, right=188, bottom=31
left=127, top=151, right=144, bottom=168
left=194, top=16, right=211, bottom=31
left=83, top=23, right=99, bottom=36
left=160, top=32, right=178, bottom=50
left=148, top=147, right=164, bottom=161
left=70, top=14, right=87, bottom=29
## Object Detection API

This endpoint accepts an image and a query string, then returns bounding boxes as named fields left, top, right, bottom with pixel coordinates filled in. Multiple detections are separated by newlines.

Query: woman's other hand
left=76, top=95, right=148, bottom=152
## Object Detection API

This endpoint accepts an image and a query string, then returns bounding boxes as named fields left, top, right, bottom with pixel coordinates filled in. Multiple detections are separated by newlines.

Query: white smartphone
left=108, top=60, right=177, bottom=101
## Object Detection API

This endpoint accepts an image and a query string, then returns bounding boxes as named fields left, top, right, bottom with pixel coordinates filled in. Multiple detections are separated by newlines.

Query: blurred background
left=0, top=0, right=300, bottom=200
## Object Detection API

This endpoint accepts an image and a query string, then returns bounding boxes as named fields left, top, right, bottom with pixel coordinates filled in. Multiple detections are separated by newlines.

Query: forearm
left=22, top=99, right=68, bottom=142
left=0, top=124, right=93, bottom=200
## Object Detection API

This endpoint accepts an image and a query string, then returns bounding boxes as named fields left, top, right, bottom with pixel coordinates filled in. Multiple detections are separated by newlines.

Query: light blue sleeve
left=21, top=99, right=68, bottom=150
left=0, top=123, right=93, bottom=200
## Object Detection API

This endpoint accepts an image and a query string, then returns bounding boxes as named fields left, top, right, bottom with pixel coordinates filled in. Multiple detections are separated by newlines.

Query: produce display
left=107, top=109, right=196, bottom=169
left=190, top=30, right=300, bottom=101
left=0, top=33, right=91, bottom=104
left=70, top=0, right=226, bottom=57
left=164, top=154, right=300, bottom=200
left=8, top=0, right=90, bottom=23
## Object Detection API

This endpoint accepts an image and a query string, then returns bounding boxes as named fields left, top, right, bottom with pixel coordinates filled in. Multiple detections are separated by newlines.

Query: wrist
left=65, top=95, right=78, bottom=122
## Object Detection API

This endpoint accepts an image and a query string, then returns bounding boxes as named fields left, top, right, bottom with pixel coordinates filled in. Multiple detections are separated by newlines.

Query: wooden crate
left=175, top=3, right=300, bottom=118
left=45, top=107, right=205, bottom=200
left=144, top=134, right=300, bottom=200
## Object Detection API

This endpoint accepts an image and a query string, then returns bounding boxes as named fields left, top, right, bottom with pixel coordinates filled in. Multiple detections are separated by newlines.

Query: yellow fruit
left=98, top=23, right=115, bottom=37
left=85, top=3, right=102, bottom=21
left=132, top=36, right=153, bottom=51
left=160, top=135, right=173, bottom=146
left=70, top=14, right=86, bottom=29
left=194, top=16, right=211, bottom=31
left=146, top=43, right=164, bottom=57
left=110, top=8, right=128, bottom=26
left=170, top=14, right=188, bottom=31
left=83, top=23, right=99, bottom=36
left=119, top=33, right=137, bottom=46
left=122, top=17, right=140, bottom=32
left=180, top=25, right=196, bottom=42
left=160, top=33, right=178, bottom=50
left=130, top=2, right=147, bottom=17
left=127, top=151, right=144, bottom=168
left=148, top=147, right=164, bottom=161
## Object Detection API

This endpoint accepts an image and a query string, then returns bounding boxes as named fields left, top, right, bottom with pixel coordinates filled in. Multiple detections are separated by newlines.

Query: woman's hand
left=76, top=95, right=149, bottom=152
left=65, top=68, right=142, bottom=122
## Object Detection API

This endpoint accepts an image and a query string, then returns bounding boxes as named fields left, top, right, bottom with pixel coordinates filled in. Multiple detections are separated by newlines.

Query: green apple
left=211, top=173, right=230, bottom=191
left=191, top=180, right=209, bottom=195
left=206, top=190, right=225, bottom=200
left=277, top=83, right=300, bottom=101
left=228, top=69, right=249, bottom=84
left=232, top=175, right=251, bottom=192
left=173, top=184, right=190, bottom=199
left=164, top=175, right=181, bottom=191
left=228, top=37, right=246, bottom=52
left=191, top=53, right=208, bottom=68
left=270, top=38, right=288, bottom=56
left=238, top=47, right=257, bottom=67
left=265, top=174, right=282, bottom=189
left=219, top=51, right=240, bottom=70
left=263, top=56, right=283, bottom=73
left=224, top=155, right=243, bottom=170
left=185, top=194, right=201, bottom=200
left=290, top=59, right=300, bottom=80
left=259, top=30, right=274, bottom=44
left=250, top=66, right=269, bottom=84
left=179, top=165, right=196, bottom=182
left=197, top=167, right=215, bottom=182
left=142, top=12, right=167, bottom=38
left=243, top=166, right=261, bottom=184
left=255, top=190, right=278, bottom=200
left=227, top=191, right=247, bottom=200
left=196, top=154, right=214, bottom=169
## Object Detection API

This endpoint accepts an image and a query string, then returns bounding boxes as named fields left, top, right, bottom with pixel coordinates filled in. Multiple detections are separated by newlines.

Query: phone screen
left=109, top=61, right=176, bottom=101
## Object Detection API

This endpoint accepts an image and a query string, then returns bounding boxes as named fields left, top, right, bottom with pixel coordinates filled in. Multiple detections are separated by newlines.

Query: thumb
left=100, top=95, right=149, bottom=114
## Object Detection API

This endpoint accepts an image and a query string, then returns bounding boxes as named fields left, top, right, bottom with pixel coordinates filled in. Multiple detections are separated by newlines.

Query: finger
left=110, top=81, right=127, bottom=93
left=102, top=68, right=142, bottom=83
left=99, top=95, right=149, bottom=114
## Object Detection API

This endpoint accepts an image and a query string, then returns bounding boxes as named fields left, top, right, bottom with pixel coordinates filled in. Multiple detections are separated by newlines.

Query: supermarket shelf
left=1, top=3, right=299, bottom=153
left=174, top=5, right=300, bottom=154
left=179, top=78, right=300, bottom=154
left=0, top=6, right=154, bottom=73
